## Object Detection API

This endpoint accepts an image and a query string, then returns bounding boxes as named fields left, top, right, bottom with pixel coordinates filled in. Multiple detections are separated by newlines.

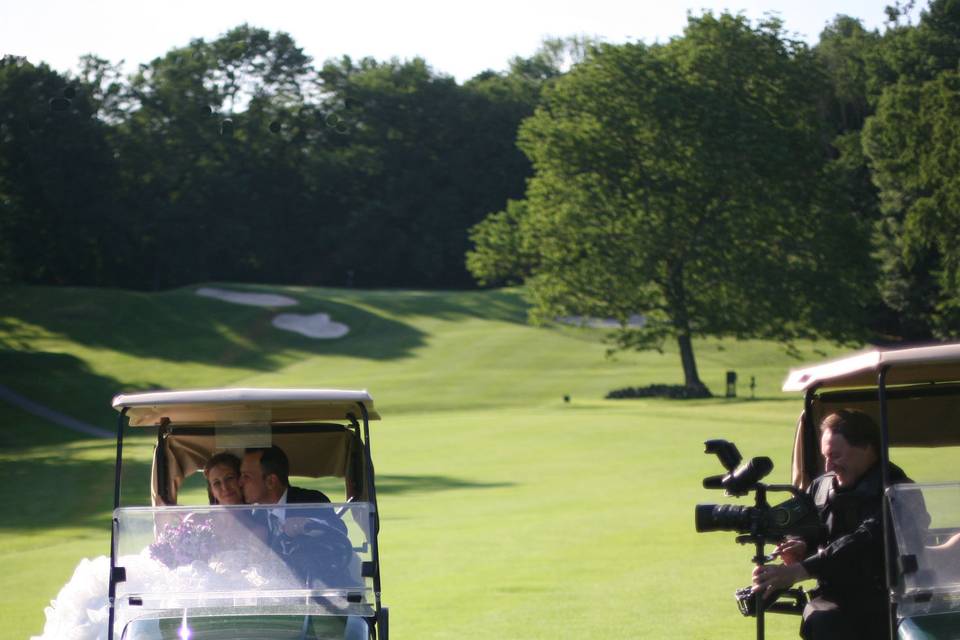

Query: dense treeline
left=2, top=3, right=959, bottom=362
left=466, top=1, right=960, bottom=392
left=0, top=27, right=565, bottom=289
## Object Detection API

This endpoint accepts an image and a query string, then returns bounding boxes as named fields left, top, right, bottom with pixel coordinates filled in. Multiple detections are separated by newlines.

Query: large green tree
left=112, top=25, right=321, bottom=289
left=862, top=0, right=960, bottom=339
left=0, top=56, right=120, bottom=284
left=316, top=54, right=541, bottom=287
left=468, top=13, right=874, bottom=395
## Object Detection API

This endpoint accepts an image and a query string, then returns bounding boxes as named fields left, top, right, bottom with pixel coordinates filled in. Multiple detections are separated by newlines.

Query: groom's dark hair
left=246, top=445, right=290, bottom=488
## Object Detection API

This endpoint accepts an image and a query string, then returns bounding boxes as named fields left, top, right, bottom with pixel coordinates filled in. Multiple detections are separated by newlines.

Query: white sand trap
left=272, top=313, right=350, bottom=339
left=557, top=314, right=645, bottom=329
left=196, top=287, right=298, bottom=307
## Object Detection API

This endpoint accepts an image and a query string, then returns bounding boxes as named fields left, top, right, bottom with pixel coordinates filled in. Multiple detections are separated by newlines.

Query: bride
left=33, top=454, right=266, bottom=640
left=33, top=454, right=366, bottom=640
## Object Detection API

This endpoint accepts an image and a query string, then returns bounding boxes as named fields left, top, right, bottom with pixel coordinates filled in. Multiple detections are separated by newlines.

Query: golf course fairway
left=3, top=284, right=949, bottom=638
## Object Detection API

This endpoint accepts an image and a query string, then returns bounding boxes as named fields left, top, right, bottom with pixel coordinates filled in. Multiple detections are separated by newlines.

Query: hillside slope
left=0, top=283, right=834, bottom=429
left=0, top=283, right=852, bottom=639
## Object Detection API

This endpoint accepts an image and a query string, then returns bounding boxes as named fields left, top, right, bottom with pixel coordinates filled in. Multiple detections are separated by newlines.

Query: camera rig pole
left=750, top=484, right=768, bottom=640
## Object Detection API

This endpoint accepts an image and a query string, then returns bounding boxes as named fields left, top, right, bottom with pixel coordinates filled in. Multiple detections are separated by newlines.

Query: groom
left=239, top=445, right=341, bottom=538
left=240, top=445, right=349, bottom=538
left=240, top=445, right=330, bottom=506
left=239, top=445, right=365, bottom=640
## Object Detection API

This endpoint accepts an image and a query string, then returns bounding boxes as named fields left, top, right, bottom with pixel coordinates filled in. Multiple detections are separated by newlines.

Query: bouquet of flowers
left=149, top=517, right=217, bottom=568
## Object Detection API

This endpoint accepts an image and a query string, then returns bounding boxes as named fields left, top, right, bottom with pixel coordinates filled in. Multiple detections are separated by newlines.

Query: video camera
left=696, top=439, right=822, bottom=543
left=694, top=439, right=822, bottom=629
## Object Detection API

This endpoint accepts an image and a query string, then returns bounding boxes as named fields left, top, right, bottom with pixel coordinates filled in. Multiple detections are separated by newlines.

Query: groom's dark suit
left=286, top=485, right=331, bottom=504
left=270, top=485, right=353, bottom=587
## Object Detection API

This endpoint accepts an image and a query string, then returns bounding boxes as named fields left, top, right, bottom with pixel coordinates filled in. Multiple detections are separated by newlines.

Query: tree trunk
left=676, top=331, right=711, bottom=397
left=666, top=261, right=712, bottom=398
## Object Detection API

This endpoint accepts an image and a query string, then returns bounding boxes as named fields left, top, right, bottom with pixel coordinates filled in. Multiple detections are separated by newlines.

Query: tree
left=112, top=25, right=319, bottom=289
left=0, top=56, right=120, bottom=285
left=316, top=55, right=538, bottom=287
left=815, top=16, right=881, bottom=132
left=468, top=13, right=874, bottom=395
left=862, top=0, right=960, bottom=339
left=864, top=71, right=960, bottom=338
left=811, top=17, right=903, bottom=336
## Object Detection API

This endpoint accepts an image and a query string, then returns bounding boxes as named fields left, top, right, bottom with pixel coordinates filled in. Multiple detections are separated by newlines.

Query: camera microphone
left=702, top=474, right=726, bottom=490
left=723, top=457, right=774, bottom=496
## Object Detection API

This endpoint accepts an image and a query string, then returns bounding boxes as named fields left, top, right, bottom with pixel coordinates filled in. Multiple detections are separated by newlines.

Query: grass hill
left=1, top=283, right=860, bottom=638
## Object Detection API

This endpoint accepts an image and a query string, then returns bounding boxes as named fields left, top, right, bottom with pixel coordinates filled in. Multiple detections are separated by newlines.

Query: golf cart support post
left=106, top=388, right=389, bottom=640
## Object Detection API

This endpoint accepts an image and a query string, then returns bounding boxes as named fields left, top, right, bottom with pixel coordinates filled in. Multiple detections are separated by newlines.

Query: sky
left=1, top=0, right=917, bottom=83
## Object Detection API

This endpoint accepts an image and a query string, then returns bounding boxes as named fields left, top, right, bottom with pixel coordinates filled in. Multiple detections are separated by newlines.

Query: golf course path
left=0, top=384, right=113, bottom=438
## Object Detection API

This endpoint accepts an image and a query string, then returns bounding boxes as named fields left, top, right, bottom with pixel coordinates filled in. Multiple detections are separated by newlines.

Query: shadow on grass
left=314, top=287, right=530, bottom=325
left=556, top=395, right=798, bottom=411
left=0, top=439, right=513, bottom=531
left=0, top=285, right=428, bottom=372
left=0, top=351, right=144, bottom=445
left=0, top=443, right=152, bottom=531
left=687, top=395, right=798, bottom=405
left=373, top=474, right=515, bottom=495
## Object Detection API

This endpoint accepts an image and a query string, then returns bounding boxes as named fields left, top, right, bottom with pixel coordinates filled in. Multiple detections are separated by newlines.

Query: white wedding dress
left=33, top=553, right=367, bottom=640
left=33, top=556, right=111, bottom=640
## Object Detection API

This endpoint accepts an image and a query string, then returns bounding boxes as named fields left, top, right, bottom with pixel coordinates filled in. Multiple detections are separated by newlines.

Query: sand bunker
left=196, top=287, right=299, bottom=307
left=195, top=287, right=349, bottom=339
left=272, top=313, right=350, bottom=339
left=557, top=314, right=645, bottom=329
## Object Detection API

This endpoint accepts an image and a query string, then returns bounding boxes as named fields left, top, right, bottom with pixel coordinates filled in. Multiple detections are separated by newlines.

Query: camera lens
left=695, top=503, right=753, bottom=533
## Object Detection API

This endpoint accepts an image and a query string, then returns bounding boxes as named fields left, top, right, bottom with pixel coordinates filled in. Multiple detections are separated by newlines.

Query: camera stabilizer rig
left=695, top=440, right=822, bottom=640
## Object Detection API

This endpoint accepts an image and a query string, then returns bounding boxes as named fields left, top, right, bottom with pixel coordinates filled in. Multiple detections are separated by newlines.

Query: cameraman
left=751, top=409, right=921, bottom=639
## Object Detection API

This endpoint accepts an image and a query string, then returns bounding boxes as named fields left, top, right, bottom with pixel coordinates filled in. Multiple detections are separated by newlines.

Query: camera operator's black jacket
left=800, top=462, right=918, bottom=610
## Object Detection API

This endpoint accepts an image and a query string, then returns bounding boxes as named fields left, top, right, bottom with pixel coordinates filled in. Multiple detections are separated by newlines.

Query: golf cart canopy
left=783, top=343, right=960, bottom=488
left=112, top=387, right=380, bottom=426
left=111, top=388, right=379, bottom=506
left=783, top=343, right=960, bottom=392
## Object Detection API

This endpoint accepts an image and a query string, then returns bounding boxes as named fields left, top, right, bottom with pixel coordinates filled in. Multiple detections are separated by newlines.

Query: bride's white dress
left=32, top=547, right=298, bottom=640
left=33, top=556, right=111, bottom=640
left=32, top=551, right=366, bottom=640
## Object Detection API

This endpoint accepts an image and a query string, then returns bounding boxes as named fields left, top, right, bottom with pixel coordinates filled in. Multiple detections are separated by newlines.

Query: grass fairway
left=0, top=283, right=882, bottom=638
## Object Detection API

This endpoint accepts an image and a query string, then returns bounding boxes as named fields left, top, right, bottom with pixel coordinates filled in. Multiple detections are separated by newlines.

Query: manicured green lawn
left=2, top=283, right=935, bottom=638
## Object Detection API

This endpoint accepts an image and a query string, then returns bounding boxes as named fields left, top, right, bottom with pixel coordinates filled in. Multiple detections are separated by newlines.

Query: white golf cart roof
left=782, top=343, right=960, bottom=392
left=783, top=342, right=960, bottom=487
left=112, top=387, right=380, bottom=427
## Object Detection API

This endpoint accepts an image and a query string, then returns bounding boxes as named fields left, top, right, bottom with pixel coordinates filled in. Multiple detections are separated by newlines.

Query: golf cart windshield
left=113, top=503, right=375, bottom=635
left=888, top=483, right=960, bottom=619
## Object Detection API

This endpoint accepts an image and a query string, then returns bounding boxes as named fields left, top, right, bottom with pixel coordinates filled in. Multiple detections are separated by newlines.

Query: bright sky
left=2, top=0, right=914, bottom=83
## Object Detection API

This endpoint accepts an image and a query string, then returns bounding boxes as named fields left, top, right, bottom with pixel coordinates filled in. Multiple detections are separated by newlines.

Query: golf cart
left=782, top=342, right=960, bottom=639
left=106, top=388, right=388, bottom=640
